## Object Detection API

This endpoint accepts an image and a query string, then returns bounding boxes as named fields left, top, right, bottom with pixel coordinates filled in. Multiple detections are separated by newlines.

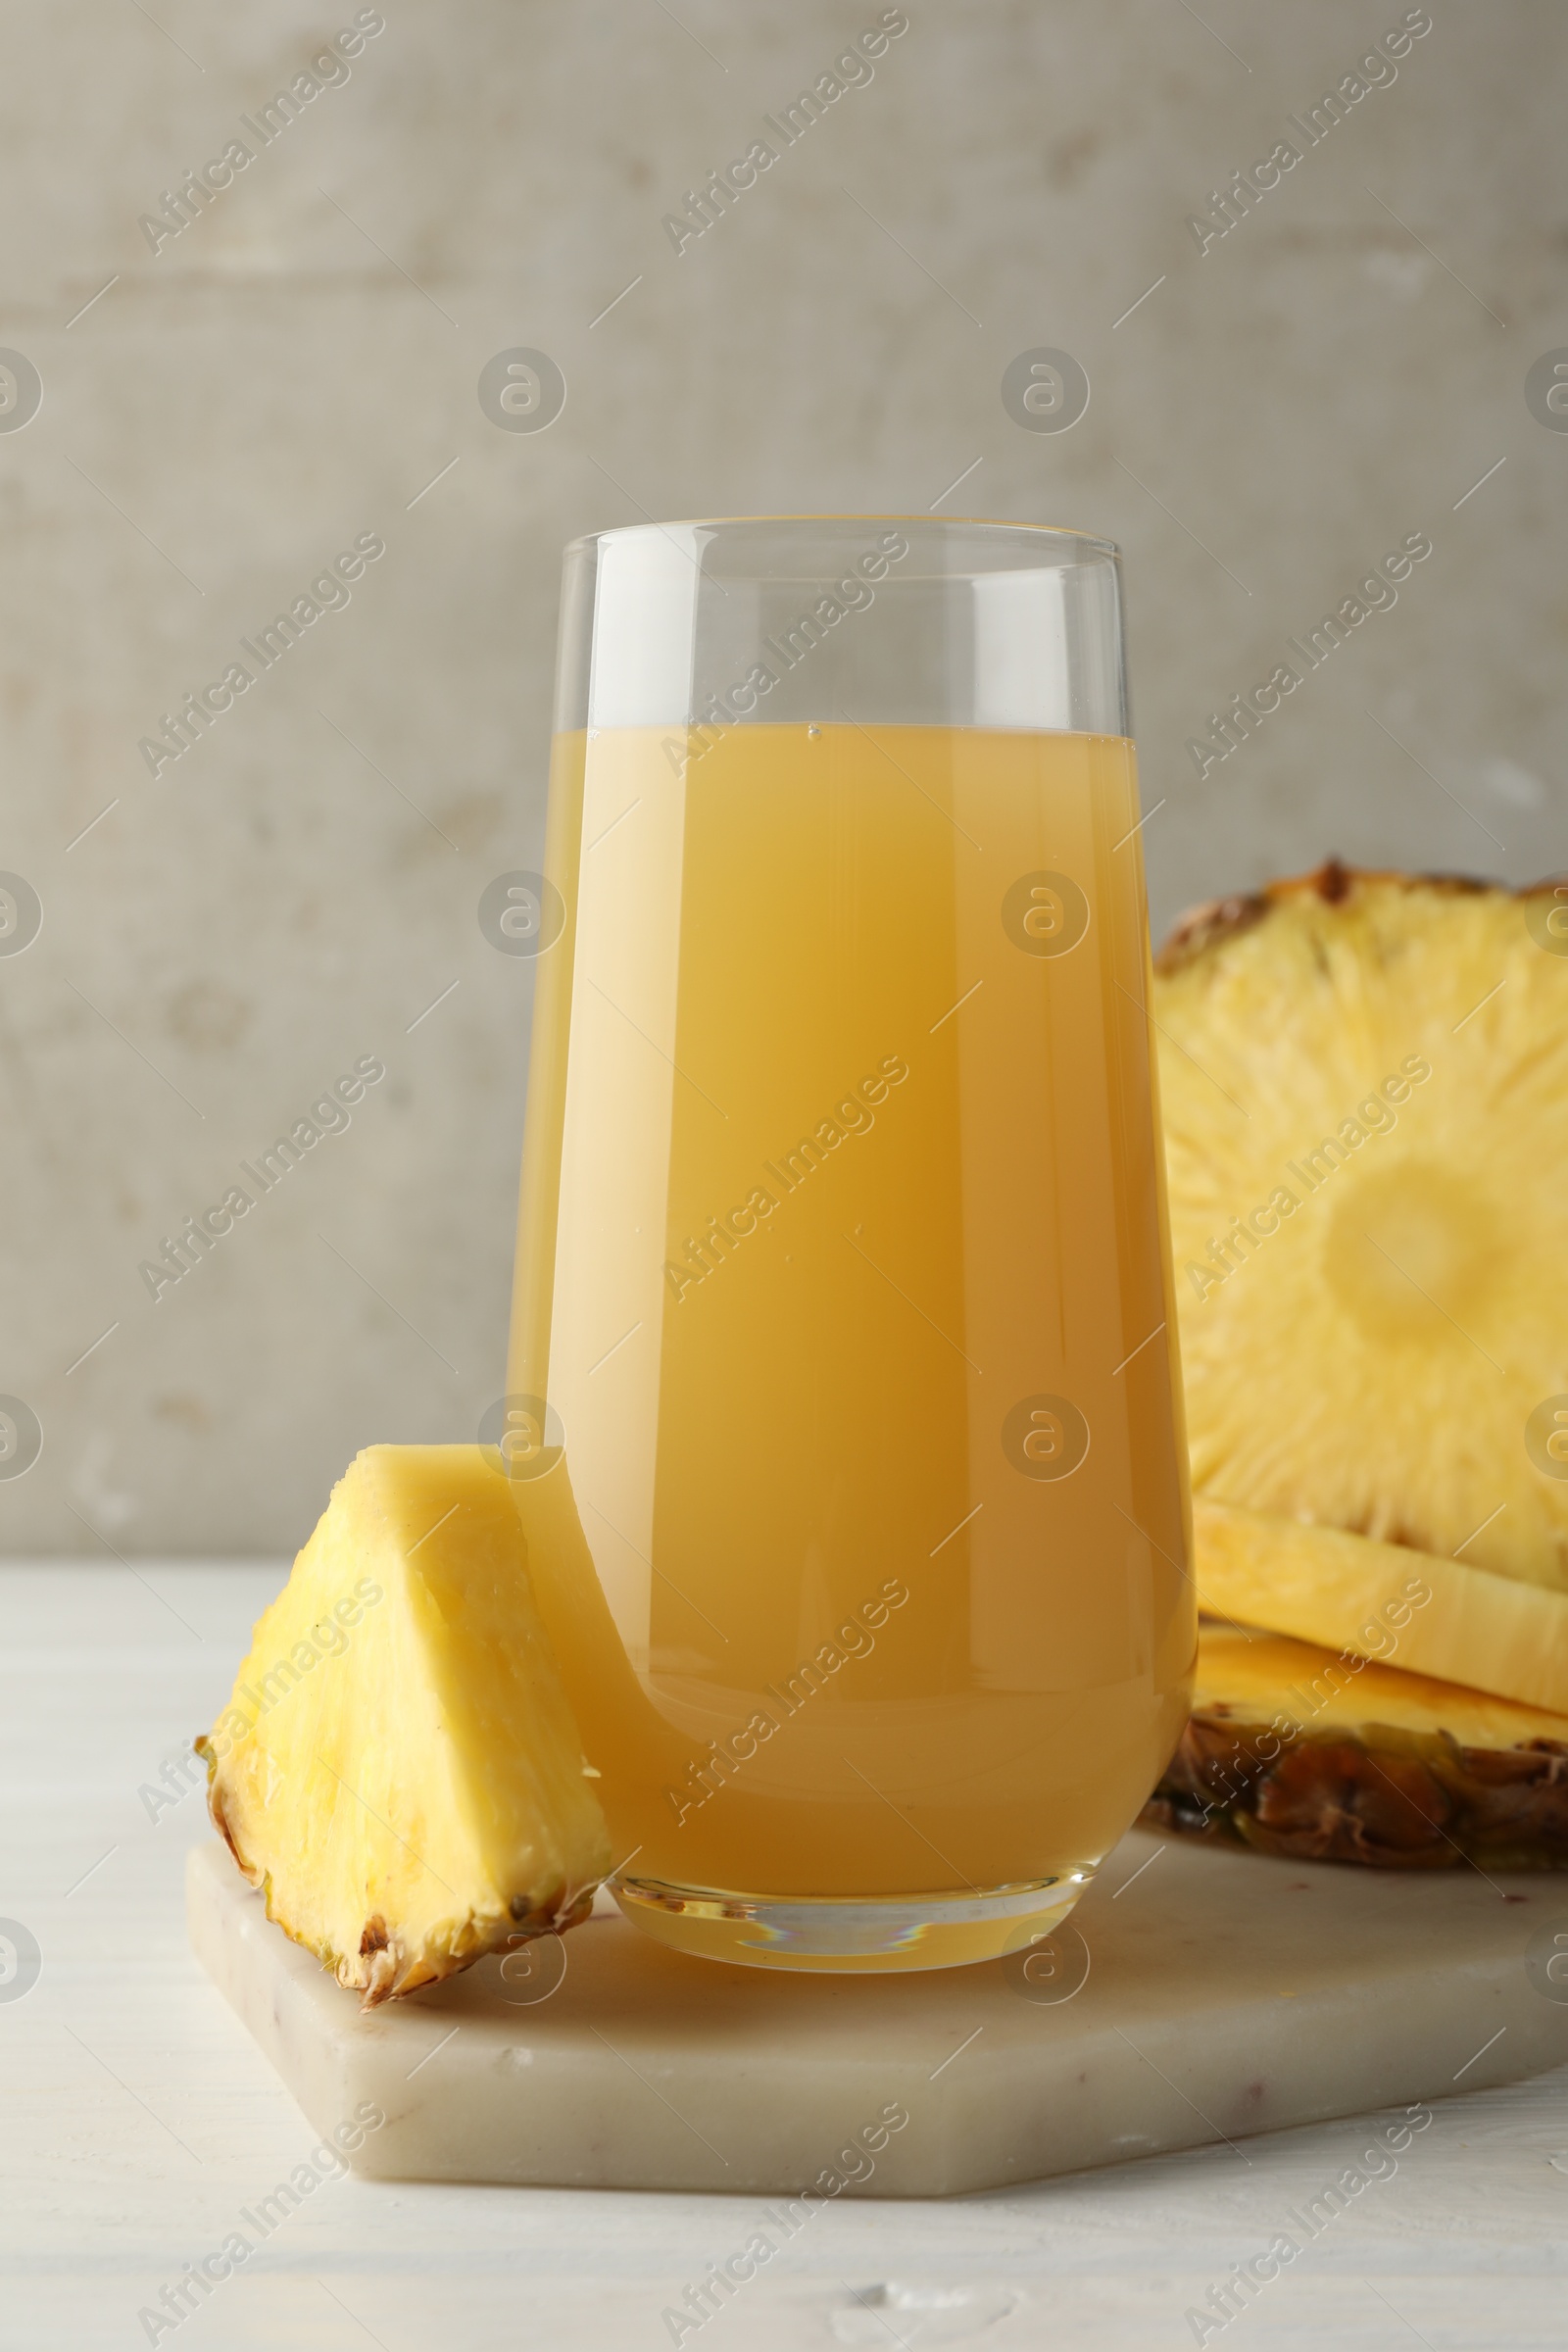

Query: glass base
left=611, top=1871, right=1092, bottom=1973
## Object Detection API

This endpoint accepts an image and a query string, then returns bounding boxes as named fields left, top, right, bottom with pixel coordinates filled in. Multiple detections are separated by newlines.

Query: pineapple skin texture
left=1155, top=866, right=1568, bottom=1594
left=1145, top=1623, right=1568, bottom=1870
left=198, top=1446, right=612, bottom=2005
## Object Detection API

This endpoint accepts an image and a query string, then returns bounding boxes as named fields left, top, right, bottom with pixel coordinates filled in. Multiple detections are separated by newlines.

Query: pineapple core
left=198, top=1446, right=612, bottom=2004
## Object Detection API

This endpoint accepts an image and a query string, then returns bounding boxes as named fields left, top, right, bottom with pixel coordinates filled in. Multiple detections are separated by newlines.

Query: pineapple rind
left=1155, top=865, right=1568, bottom=1592
left=1145, top=1624, right=1568, bottom=1869
left=199, top=1446, right=612, bottom=2005
left=1196, top=1495, right=1568, bottom=1717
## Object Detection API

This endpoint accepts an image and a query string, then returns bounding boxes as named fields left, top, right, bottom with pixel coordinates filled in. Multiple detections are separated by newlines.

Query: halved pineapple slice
left=197, top=1446, right=612, bottom=2005
left=1155, top=865, right=1568, bottom=1593
left=1144, top=1623, right=1568, bottom=1868
left=1196, top=1496, right=1568, bottom=1717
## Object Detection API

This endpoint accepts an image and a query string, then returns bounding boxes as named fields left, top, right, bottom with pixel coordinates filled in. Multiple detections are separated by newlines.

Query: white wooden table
left=4, top=1563, right=1566, bottom=2351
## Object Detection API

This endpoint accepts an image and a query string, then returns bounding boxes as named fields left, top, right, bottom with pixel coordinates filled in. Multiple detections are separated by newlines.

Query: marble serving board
left=187, top=1834, right=1568, bottom=2198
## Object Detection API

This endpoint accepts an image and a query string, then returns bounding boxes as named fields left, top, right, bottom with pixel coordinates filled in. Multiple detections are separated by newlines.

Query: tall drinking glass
left=504, top=516, right=1194, bottom=1971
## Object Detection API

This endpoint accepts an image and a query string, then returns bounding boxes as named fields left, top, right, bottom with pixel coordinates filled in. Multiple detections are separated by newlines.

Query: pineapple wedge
left=1156, top=865, right=1568, bottom=1592
left=1196, top=1495, right=1568, bottom=1717
left=197, top=1446, right=612, bottom=2005
left=1144, top=1623, right=1568, bottom=1868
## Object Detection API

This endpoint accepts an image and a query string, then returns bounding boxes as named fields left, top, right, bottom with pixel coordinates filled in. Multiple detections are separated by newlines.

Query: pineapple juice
left=508, top=720, right=1193, bottom=1937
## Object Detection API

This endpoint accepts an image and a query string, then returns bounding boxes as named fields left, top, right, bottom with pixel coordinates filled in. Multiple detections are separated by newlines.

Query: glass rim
left=563, top=514, right=1121, bottom=562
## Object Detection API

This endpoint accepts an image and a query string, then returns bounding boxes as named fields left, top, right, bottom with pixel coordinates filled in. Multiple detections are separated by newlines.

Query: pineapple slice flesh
left=1196, top=1495, right=1568, bottom=1717
left=1155, top=866, right=1568, bottom=1593
left=197, top=1446, right=612, bottom=2004
left=1145, top=1622, right=1568, bottom=1869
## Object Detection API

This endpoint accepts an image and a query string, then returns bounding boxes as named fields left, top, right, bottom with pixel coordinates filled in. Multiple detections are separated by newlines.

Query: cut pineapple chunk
left=197, top=1446, right=612, bottom=2005
left=1196, top=1496, right=1568, bottom=1717
left=1144, top=1623, right=1568, bottom=1868
left=1155, top=865, right=1568, bottom=1592
left=1190, top=1619, right=1568, bottom=1746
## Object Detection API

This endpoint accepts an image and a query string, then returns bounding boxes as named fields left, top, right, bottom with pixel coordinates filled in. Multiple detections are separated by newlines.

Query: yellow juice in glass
left=506, top=718, right=1193, bottom=1962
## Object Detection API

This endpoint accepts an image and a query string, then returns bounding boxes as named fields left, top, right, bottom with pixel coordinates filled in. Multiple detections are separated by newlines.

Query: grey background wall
left=3, top=0, right=1562, bottom=1556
